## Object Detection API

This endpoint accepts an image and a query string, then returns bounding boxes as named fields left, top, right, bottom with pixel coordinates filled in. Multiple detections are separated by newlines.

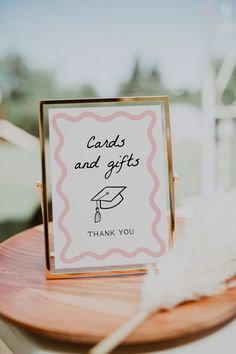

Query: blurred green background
left=1, top=0, right=236, bottom=241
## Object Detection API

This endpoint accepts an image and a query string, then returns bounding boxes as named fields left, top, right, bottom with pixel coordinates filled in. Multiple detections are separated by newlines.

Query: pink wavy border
left=51, top=110, right=166, bottom=264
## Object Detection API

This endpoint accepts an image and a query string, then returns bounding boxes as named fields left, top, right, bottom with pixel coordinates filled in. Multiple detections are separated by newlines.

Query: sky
left=0, top=0, right=236, bottom=95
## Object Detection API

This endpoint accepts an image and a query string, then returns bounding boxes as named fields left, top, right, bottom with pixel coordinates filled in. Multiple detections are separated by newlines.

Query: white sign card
left=41, top=98, right=173, bottom=275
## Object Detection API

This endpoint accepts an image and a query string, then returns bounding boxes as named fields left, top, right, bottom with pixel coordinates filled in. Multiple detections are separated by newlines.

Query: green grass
left=173, top=143, right=202, bottom=203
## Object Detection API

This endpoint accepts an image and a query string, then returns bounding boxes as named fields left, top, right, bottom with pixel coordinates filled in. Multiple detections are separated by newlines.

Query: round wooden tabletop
left=0, top=222, right=236, bottom=345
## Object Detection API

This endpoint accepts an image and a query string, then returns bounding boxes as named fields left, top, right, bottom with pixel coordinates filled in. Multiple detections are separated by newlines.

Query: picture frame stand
left=37, top=96, right=177, bottom=279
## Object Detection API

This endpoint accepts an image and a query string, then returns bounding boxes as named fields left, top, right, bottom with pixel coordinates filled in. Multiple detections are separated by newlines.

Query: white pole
left=201, top=0, right=216, bottom=194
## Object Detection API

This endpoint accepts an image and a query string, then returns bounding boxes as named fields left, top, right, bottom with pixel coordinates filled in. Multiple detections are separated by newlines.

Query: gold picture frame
left=38, top=96, right=175, bottom=279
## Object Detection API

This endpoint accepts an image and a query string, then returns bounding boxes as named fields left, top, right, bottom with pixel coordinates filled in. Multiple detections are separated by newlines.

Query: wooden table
left=0, top=222, right=236, bottom=353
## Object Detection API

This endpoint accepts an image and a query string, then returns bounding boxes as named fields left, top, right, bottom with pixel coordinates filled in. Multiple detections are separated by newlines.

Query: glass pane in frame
left=39, top=96, right=175, bottom=279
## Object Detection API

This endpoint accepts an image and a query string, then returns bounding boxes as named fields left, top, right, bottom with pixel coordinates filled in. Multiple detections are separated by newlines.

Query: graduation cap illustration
left=91, top=186, right=127, bottom=223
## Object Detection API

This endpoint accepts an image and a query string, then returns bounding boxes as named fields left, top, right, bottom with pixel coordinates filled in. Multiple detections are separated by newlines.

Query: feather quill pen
left=89, top=190, right=236, bottom=354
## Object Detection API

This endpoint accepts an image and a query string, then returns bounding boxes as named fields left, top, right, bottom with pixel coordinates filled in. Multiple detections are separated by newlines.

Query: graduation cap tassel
left=94, top=201, right=101, bottom=223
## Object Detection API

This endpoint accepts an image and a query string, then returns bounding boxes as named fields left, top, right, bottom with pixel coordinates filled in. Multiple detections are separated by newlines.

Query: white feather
left=90, top=190, right=236, bottom=354
left=141, top=189, right=236, bottom=313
